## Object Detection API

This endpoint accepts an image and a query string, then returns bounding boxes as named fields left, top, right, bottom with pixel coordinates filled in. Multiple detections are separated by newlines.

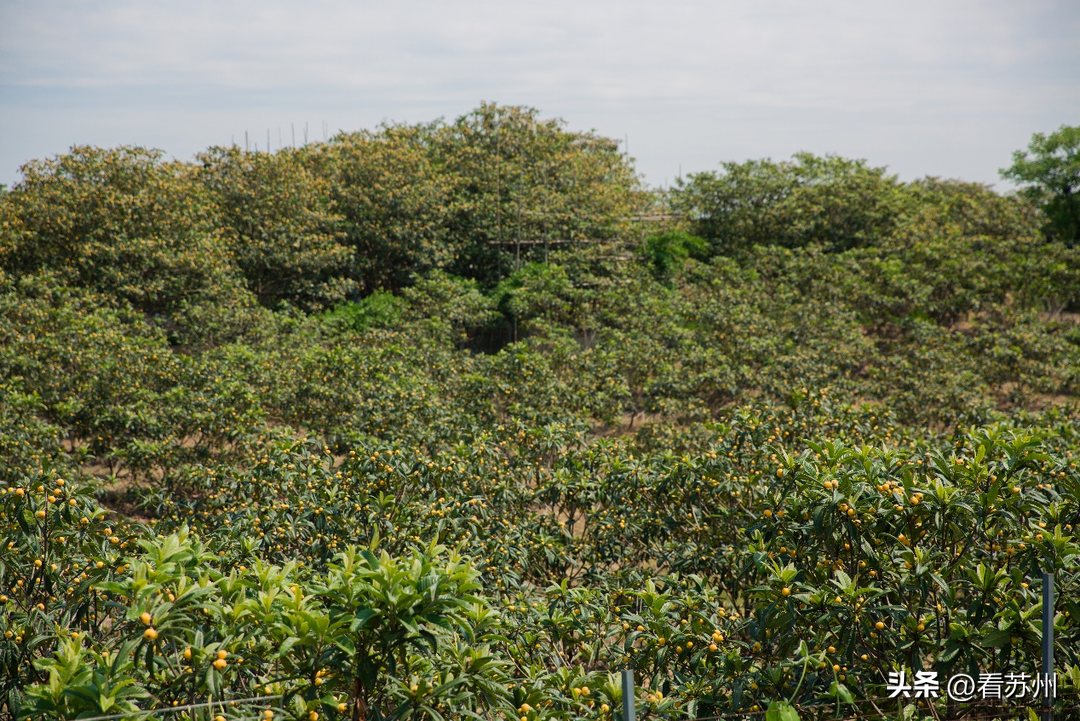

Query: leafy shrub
left=642, top=231, right=708, bottom=280
left=317, top=291, right=407, bottom=332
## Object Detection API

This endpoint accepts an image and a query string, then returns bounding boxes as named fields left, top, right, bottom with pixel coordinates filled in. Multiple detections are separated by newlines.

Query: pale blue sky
left=1, top=0, right=1078, bottom=189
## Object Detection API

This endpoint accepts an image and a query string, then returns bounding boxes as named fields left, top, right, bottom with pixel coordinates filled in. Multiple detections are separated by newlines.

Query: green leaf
left=351, top=607, right=376, bottom=631
left=830, top=682, right=854, bottom=704
left=766, top=700, right=801, bottom=721
left=982, top=628, right=1013, bottom=648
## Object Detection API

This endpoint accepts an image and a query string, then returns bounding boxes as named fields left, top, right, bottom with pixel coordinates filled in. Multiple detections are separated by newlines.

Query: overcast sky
left=1, top=0, right=1078, bottom=190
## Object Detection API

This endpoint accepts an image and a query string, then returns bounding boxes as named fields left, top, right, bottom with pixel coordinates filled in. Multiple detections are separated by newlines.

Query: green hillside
left=2, top=106, right=1080, bottom=721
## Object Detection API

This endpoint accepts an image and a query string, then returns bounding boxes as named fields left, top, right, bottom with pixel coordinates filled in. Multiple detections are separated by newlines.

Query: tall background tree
left=0, top=146, right=264, bottom=345
left=1001, top=124, right=1080, bottom=246
left=197, top=145, right=355, bottom=311
left=671, top=153, right=905, bottom=256
left=431, top=103, right=646, bottom=285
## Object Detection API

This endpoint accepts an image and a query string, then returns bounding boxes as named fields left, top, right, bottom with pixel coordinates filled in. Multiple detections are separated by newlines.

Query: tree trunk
left=352, top=677, right=367, bottom=721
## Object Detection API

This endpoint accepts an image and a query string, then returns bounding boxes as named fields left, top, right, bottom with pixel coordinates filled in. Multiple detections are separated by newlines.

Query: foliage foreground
left=2, top=109, right=1080, bottom=721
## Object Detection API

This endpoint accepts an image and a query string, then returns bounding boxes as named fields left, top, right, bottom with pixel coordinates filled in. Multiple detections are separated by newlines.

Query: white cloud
left=1, top=0, right=1077, bottom=186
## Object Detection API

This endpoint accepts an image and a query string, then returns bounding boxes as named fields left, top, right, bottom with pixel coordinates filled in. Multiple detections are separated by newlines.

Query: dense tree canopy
left=431, top=103, right=647, bottom=284
left=197, top=145, right=354, bottom=311
left=321, top=124, right=454, bottom=292
left=2, top=107, right=1080, bottom=721
left=0, top=146, right=250, bottom=332
left=671, top=153, right=904, bottom=255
